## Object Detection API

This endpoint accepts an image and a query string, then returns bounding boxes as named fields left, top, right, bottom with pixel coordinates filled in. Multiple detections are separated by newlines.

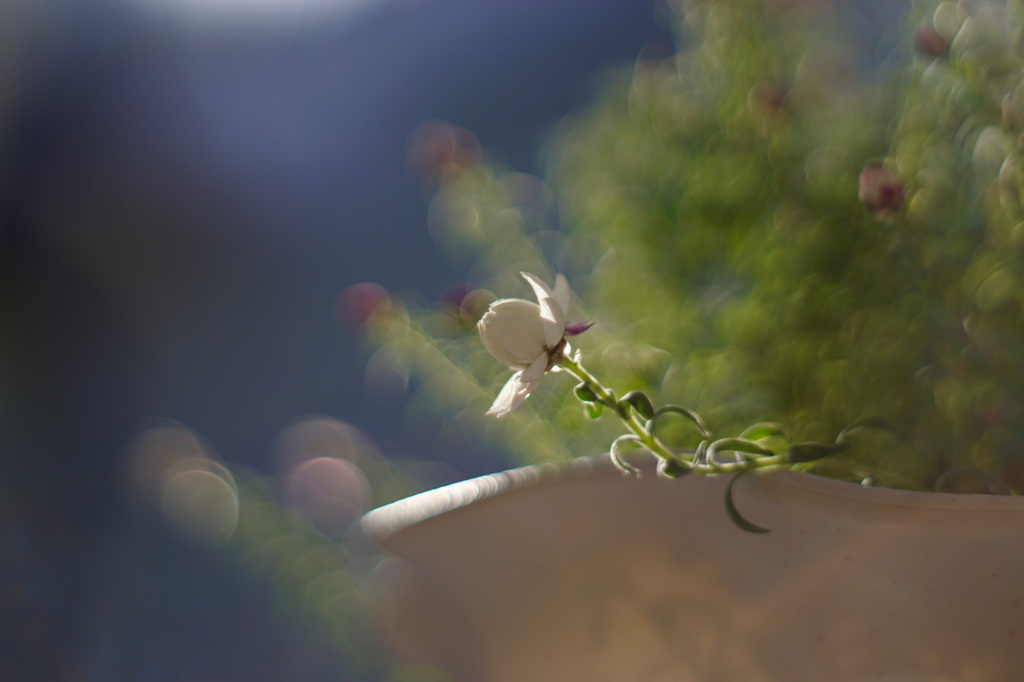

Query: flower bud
left=564, top=318, right=595, bottom=336
left=478, top=299, right=549, bottom=370
left=338, top=282, right=389, bottom=327
left=478, top=272, right=575, bottom=417
left=858, top=165, right=905, bottom=216
left=747, top=83, right=788, bottom=118
left=914, top=23, right=949, bottom=59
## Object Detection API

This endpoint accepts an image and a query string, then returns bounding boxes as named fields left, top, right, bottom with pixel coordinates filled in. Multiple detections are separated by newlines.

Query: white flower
left=478, top=272, right=592, bottom=417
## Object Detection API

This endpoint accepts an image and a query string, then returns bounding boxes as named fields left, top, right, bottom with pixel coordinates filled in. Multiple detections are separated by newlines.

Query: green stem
left=558, top=354, right=676, bottom=461
left=558, top=353, right=784, bottom=475
left=696, top=456, right=785, bottom=475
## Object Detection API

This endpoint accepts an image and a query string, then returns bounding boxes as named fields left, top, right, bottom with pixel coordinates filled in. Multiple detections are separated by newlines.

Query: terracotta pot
left=362, top=456, right=1024, bottom=681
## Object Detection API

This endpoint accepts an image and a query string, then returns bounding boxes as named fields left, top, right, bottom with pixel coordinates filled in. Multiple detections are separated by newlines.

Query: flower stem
left=558, top=353, right=785, bottom=475
left=558, top=354, right=675, bottom=459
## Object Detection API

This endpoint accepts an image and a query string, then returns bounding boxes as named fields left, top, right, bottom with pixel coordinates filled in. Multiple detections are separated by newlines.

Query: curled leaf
left=649, top=405, right=713, bottom=440
left=708, top=438, right=775, bottom=466
left=739, top=422, right=786, bottom=441
left=835, top=417, right=896, bottom=446
left=692, top=439, right=708, bottom=466
left=725, top=471, right=770, bottom=534
left=657, top=457, right=692, bottom=478
left=610, top=434, right=643, bottom=477
left=620, top=390, right=655, bottom=420
left=574, top=381, right=599, bottom=403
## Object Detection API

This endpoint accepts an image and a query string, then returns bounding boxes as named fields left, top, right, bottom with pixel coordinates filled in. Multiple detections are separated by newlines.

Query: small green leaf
left=585, top=401, right=604, bottom=419
left=725, top=471, right=770, bottom=534
left=574, top=382, right=599, bottom=403
left=620, top=390, right=655, bottom=420
left=739, top=422, right=786, bottom=441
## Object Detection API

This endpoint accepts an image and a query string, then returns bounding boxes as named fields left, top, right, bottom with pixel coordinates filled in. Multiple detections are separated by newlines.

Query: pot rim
left=360, top=454, right=1024, bottom=541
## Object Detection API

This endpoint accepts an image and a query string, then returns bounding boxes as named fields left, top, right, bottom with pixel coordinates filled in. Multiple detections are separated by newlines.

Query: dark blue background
left=0, top=0, right=670, bottom=678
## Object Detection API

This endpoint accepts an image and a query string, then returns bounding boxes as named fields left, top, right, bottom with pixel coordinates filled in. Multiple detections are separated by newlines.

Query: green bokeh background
left=375, top=0, right=1024, bottom=492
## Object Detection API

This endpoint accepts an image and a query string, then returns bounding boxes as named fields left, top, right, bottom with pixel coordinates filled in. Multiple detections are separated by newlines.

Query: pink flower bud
left=913, top=23, right=949, bottom=59
left=858, top=165, right=905, bottom=216
left=407, top=120, right=481, bottom=188
left=338, top=282, right=389, bottom=327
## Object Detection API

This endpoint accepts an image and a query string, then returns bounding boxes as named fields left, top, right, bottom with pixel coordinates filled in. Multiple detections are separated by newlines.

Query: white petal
left=477, top=298, right=546, bottom=369
left=552, top=274, right=571, bottom=317
left=520, top=353, right=548, bottom=383
left=521, top=272, right=565, bottom=348
left=485, top=372, right=527, bottom=418
left=485, top=355, right=548, bottom=418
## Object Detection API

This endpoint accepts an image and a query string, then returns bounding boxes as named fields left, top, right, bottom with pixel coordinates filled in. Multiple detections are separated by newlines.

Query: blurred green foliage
left=371, top=0, right=1024, bottom=491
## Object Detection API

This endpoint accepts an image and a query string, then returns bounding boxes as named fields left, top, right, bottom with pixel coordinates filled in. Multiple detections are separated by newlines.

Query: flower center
left=545, top=337, right=567, bottom=371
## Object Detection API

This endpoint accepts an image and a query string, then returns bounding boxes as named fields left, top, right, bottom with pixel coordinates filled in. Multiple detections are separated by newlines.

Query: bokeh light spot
left=161, top=467, right=240, bottom=548
left=127, top=420, right=210, bottom=501
left=274, top=415, right=373, bottom=471
left=285, top=456, right=371, bottom=537
left=337, top=282, right=389, bottom=327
